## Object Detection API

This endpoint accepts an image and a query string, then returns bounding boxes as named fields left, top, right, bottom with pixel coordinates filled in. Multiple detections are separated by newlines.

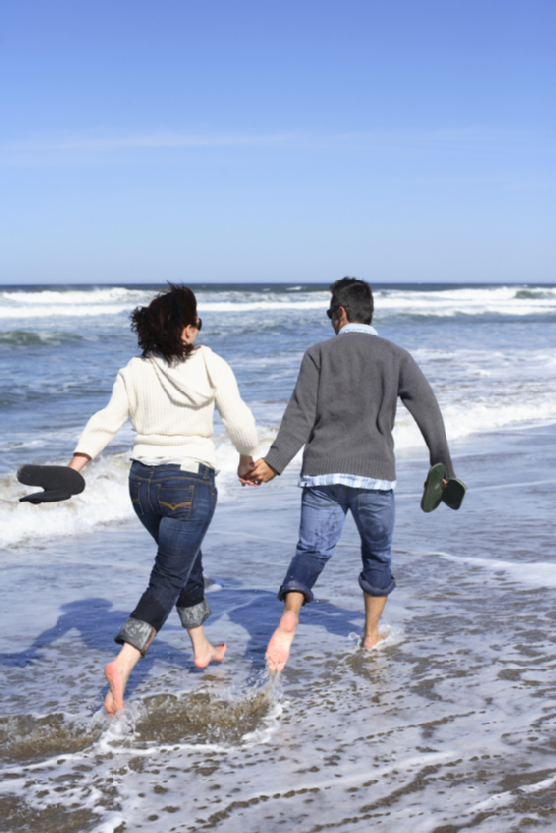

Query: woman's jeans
left=115, top=461, right=217, bottom=655
left=279, top=484, right=396, bottom=604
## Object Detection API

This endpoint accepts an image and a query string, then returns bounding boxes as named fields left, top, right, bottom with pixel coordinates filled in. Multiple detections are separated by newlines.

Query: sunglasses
left=193, top=319, right=202, bottom=331
left=326, top=305, right=340, bottom=320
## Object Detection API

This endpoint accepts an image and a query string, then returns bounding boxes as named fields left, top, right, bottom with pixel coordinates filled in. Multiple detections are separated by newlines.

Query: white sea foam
left=198, top=300, right=328, bottom=312
left=1, top=434, right=277, bottom=547
left=394, top=400, right=556, bottom=449
left=429, top=551, right=556, bottom=589
left=0, top=287, right=152, bottom=306
left=374, top=284, right=556, bottom=317
left=0, top=286, right=155, bottom=320
left=1, top=284, right=555, bottom=320
left=1, top=454, right=135, bottom=548
left=0, top=303, right=136, bottom=319
left=3, top=401, right=555, bottom=548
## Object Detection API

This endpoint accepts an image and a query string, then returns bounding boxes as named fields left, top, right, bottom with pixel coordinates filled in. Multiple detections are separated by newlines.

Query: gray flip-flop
left=420, top=463, right=446, bottom=513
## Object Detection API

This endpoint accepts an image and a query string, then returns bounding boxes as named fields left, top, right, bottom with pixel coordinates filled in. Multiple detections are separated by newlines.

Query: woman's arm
left=68, top=453, right=92, bottom=472
left=209, top=354, right=260, bottom=459
left=73, top=371, right=131, bottom=461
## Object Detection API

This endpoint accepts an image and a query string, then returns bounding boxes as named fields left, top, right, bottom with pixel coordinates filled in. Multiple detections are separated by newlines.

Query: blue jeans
left=279, top=485, right=396, bottom=604
left=115, top=461, right=217, bottom=654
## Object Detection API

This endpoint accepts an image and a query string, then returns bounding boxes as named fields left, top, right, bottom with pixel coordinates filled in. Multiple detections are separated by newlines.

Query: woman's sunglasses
left=193, top=319, right=203, bottom=331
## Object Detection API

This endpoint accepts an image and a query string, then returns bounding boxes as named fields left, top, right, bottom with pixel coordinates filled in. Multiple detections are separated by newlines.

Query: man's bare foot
left=362, top=593, right=387, bottom=651
left=104, top=661, right=125, bottom=717
left=266, top=610, right=298, bottom=672
left=193, top=641, right=227, bottom=669
left=362, top=630, right=386, bottom=649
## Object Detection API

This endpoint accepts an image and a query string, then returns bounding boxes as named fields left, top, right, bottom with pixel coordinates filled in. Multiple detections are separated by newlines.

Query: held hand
left=246, top=459, right=278, bottom=485
left=237, top=455, right=258, bottom=487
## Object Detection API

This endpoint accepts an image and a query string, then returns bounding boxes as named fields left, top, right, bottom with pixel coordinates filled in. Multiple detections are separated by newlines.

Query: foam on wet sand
left=2, top=425, right=556, bottom=831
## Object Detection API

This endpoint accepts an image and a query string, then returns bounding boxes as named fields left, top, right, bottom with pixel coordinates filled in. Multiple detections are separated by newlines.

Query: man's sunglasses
left=326, top=305, right=340, bottom=320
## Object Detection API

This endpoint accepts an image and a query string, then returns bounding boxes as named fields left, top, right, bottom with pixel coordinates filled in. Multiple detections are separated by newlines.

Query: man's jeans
left=279, top=484, right=396, bottom=604
left=115, top=461, right=217, bottom=654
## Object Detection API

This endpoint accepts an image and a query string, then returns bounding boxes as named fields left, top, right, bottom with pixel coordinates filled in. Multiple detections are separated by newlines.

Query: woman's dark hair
left=329, top=277, right=374, bottom=324
left=130, top=283, right=198, bottom=362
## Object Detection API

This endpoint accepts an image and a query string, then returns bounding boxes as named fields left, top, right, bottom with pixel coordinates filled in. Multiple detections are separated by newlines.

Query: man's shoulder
left=307, top=333, right=409, bottom=360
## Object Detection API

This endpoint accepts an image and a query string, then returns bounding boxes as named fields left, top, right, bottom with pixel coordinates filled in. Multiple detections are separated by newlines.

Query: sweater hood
left=147, top=348, right=215, bottom=407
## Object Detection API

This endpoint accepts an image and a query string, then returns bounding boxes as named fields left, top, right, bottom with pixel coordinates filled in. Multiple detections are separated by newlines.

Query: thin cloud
left=0, top=127, right=552, bottom=166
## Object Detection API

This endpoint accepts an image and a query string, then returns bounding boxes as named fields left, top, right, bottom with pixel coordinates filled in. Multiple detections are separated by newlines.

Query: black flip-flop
left=441, top=478, right=466, bottom=510
left=420, top=463, right=446, bottom=513
left=17, top=465, right=86, bottom=504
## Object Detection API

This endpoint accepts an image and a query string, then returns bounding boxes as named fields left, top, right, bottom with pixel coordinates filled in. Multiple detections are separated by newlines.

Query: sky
left=1, top=0, right=555, bottom=285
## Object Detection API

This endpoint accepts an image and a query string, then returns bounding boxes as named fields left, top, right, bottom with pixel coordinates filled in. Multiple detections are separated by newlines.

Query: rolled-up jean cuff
left=278, top=582, right=314, bottom=605
left=177, top=597, right=211, bottom=628
left=358, top=574, right=396, bottom=597
left=115, top=617, right=157, bottom=655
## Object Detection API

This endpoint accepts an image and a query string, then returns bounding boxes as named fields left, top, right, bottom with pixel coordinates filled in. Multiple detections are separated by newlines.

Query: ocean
left=1, top=282, right=556, bottom=832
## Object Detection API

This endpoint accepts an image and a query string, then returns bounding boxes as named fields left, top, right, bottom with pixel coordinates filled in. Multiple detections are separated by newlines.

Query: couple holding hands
left=67, top=279, right=456, bottom=717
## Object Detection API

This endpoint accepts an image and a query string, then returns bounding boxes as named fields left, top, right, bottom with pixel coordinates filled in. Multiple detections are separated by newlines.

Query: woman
left=68, top=284, right=260, bottom=717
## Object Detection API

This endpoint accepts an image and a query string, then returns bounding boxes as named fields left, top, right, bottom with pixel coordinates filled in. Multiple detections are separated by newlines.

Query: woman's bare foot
left=187, top=624, right=227, bottom=668
left=104, top=642, right=141, bottom=717
left=104, top=661, right=125, bottom=717
left=194, top=641, right=227, bottom=669
left=266, top=610, right=298, bottom=672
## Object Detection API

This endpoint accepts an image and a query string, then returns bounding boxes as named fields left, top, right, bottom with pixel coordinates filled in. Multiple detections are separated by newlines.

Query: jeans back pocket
left=157, top=484, right=195, bottom=519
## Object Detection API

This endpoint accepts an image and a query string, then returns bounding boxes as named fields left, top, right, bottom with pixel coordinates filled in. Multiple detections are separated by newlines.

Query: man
left=248, top=277, right=455, bottom=672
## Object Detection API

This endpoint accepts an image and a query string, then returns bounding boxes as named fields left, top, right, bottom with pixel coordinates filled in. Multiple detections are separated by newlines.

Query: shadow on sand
left=0, top=580, right=363, bottom=699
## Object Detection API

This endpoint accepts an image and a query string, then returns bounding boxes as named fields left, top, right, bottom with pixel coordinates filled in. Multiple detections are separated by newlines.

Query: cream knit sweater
left=75, top=345, right=260, bottom=468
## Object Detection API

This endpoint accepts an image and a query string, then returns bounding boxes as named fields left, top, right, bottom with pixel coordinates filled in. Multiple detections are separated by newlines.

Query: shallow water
left=2, top=424, right=556, bottom=832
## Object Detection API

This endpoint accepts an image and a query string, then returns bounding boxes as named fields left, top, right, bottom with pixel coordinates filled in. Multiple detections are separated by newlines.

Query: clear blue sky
left=1, top=0, right=554, bottom=284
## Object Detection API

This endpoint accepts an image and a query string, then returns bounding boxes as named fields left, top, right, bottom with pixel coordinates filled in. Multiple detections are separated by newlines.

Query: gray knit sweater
left=265, top=333, right=454, bottom=481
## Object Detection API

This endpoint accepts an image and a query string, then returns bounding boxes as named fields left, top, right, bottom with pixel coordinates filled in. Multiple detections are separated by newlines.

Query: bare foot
left=186, top=624, right=227, bottom=669
left=194, top=641, right=227, bottom=669
left=104, top=661, right=125, bottom=717
left=362, top=631, right=386, bottom=649
left=266, top=610, right=298, bottom=672
left=103, top=642, right=142, bottom=717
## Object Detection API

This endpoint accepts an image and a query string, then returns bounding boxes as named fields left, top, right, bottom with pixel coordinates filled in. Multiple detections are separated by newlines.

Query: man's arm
left=262, top=348, right=321, bottom=476
left=398, top=352, right=455, bottom=480
left=248, top=458, right=278, bottom=483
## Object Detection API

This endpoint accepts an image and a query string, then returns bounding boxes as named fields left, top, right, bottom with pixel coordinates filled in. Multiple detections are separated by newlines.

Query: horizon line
left=1, top=279, right=555, bottom=288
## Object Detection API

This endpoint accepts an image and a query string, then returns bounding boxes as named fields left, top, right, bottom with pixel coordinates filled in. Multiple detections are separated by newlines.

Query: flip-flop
left=17, top=465, right=86, bottom=504
left=420, top=463, right=446, bottom=513
left=441, top=478, right=466, bottom=510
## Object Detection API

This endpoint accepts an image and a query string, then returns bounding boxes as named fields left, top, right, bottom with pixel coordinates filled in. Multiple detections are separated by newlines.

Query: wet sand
left=1, top=424, right=556, bottom=831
